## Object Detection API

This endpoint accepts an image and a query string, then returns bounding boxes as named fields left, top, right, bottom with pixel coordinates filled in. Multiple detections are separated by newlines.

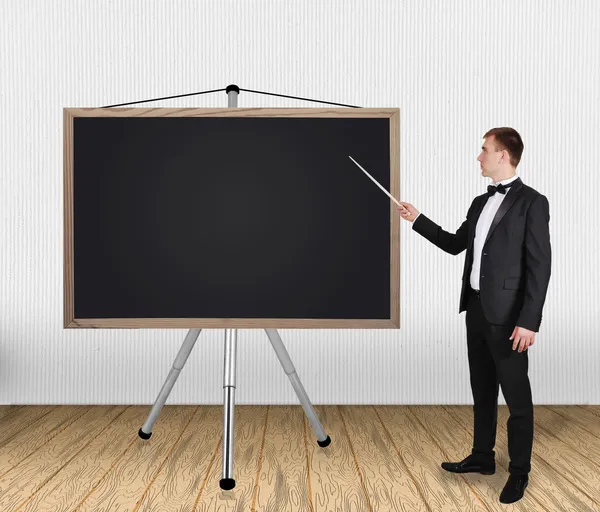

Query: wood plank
left=245, top=405, right=312, bottom=512
left=496, top=406, right=600, bottom=506
left=73, top=405, right=197, bottom=511
left=18, top=406, right=147, bottom=511
left=0, top=406, right=24, bottom=422
left=375, top=405, right=488, bottom=512
left=0, top=406, right=125, bottom=511
left=340, top=406, right=428, bottom=512
left=132, top=405, right=221, bottom=511
left=579, top=406, right=600, bottom=419
left=0, top=406, right=92, bottom=475
left=409, top=405, right=529, bottom=512
left=447, top=405, right=597, bottom=512
left=0, top=406, right=57, bottom=446
left=193, top=405, right=269, bottom=512
left=535, top=407, right=600, bottom=463
left=2, top=405, right=597, bottom=511
left=307, top=405, right=371, bottom=512
left=552, top=406, right=600, bottom=438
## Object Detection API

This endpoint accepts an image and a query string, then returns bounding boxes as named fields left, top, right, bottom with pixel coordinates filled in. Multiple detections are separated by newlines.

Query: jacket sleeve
left=411, top=198, right=477, bottom=255
left=517, top=194, right=552, bottom=332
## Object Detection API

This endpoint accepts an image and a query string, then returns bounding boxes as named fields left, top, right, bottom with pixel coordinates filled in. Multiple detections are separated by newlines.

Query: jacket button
left=483, top=252, right=487, bottom=255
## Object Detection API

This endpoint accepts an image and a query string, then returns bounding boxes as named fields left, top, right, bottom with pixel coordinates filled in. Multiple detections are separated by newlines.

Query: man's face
left=477, top=136, right=504, bottom=177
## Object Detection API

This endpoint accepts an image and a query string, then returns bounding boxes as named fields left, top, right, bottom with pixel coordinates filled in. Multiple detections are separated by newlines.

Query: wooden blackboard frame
left=63, top=107, right=400, bottom=328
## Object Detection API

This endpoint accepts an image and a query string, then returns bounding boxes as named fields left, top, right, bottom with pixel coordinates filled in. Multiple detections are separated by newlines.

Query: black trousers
left=465, top=286, right=534, bottom=475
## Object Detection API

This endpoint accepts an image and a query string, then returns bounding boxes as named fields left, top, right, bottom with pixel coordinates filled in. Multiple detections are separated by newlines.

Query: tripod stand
left=137, top=86, right=331, bottom=491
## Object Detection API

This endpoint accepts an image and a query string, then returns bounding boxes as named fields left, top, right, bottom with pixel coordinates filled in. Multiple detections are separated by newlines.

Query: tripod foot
left=220, top=478, right=236, bottom=490
left=138, top=428, right=152, bottom=440
left=317, top=435, right=331, bottom=448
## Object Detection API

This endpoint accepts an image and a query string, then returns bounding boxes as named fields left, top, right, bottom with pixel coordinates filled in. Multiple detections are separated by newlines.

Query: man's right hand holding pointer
left=397, top=202, right=419, bottom=223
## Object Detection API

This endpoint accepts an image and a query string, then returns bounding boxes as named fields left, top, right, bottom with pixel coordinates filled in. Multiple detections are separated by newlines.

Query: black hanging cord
left=100, top=88, right=227, bottom=108
left=238, top=88, right=361, bottom=108
left=100, top=85, right=361, bottom=108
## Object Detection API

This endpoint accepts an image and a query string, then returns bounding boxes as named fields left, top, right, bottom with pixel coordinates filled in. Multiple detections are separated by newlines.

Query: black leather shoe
left=500, top=474, right=528, bottom=503
left=441, top=454, right=495, bottom=475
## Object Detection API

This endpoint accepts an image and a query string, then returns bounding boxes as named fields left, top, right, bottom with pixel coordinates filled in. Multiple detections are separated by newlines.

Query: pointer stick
left=348, top=155, right=403, bottom=208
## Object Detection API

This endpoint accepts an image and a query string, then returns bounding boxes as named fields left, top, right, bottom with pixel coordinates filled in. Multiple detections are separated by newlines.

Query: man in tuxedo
left=398, top=127, right=551, bottom=504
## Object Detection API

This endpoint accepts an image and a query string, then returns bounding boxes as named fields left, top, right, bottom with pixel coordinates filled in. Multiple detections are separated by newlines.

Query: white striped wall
left=0, top=0, right=598, bottom=405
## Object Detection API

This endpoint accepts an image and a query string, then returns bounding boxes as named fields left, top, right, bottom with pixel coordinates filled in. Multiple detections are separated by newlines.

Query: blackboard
left=63, top=108, right=400, bottom=328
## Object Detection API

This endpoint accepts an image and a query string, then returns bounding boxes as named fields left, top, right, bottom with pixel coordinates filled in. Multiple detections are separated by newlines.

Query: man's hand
left=397, top=202, right=420, bottom=222
left=510, top=326, right=536, bottom=352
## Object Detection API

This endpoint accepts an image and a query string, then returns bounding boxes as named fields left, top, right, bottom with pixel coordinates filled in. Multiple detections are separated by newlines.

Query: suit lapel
left=468, top=195, right=487, bottom=249
left=484, top=178, right=524, bottom=245
left=463, top=193, right=490, bottom=282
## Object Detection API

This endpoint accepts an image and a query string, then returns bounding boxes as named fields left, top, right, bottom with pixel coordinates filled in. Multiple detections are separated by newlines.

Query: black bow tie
left=487, top=182, right=514, bottom=197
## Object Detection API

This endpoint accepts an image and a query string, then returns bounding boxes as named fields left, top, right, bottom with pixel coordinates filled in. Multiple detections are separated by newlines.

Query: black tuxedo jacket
left=412, top=177, right=551, bottom=332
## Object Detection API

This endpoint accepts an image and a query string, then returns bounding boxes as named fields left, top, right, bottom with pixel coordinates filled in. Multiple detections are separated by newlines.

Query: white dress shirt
left=411, top=174, right=519, bottom=291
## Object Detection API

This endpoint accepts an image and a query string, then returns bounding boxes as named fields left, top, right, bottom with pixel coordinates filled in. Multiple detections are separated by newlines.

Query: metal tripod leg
left=264, top=328, right=331, bottom=447
left=220, top=328, right=237, bottom=490
left=138, top=328, right=202, bottom=439
left=139, top=325, right=329, bottom=493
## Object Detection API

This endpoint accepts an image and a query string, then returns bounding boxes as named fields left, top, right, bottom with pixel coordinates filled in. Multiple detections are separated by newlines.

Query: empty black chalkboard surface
left=63, top=108, right=400, bottom=328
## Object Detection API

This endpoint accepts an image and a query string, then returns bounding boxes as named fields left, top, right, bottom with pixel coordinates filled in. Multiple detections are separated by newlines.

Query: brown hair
left=483, top=127, right=524, bottom=167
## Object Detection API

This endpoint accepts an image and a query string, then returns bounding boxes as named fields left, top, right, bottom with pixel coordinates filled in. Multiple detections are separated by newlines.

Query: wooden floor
left=0, top=405, right=599, bottom=511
